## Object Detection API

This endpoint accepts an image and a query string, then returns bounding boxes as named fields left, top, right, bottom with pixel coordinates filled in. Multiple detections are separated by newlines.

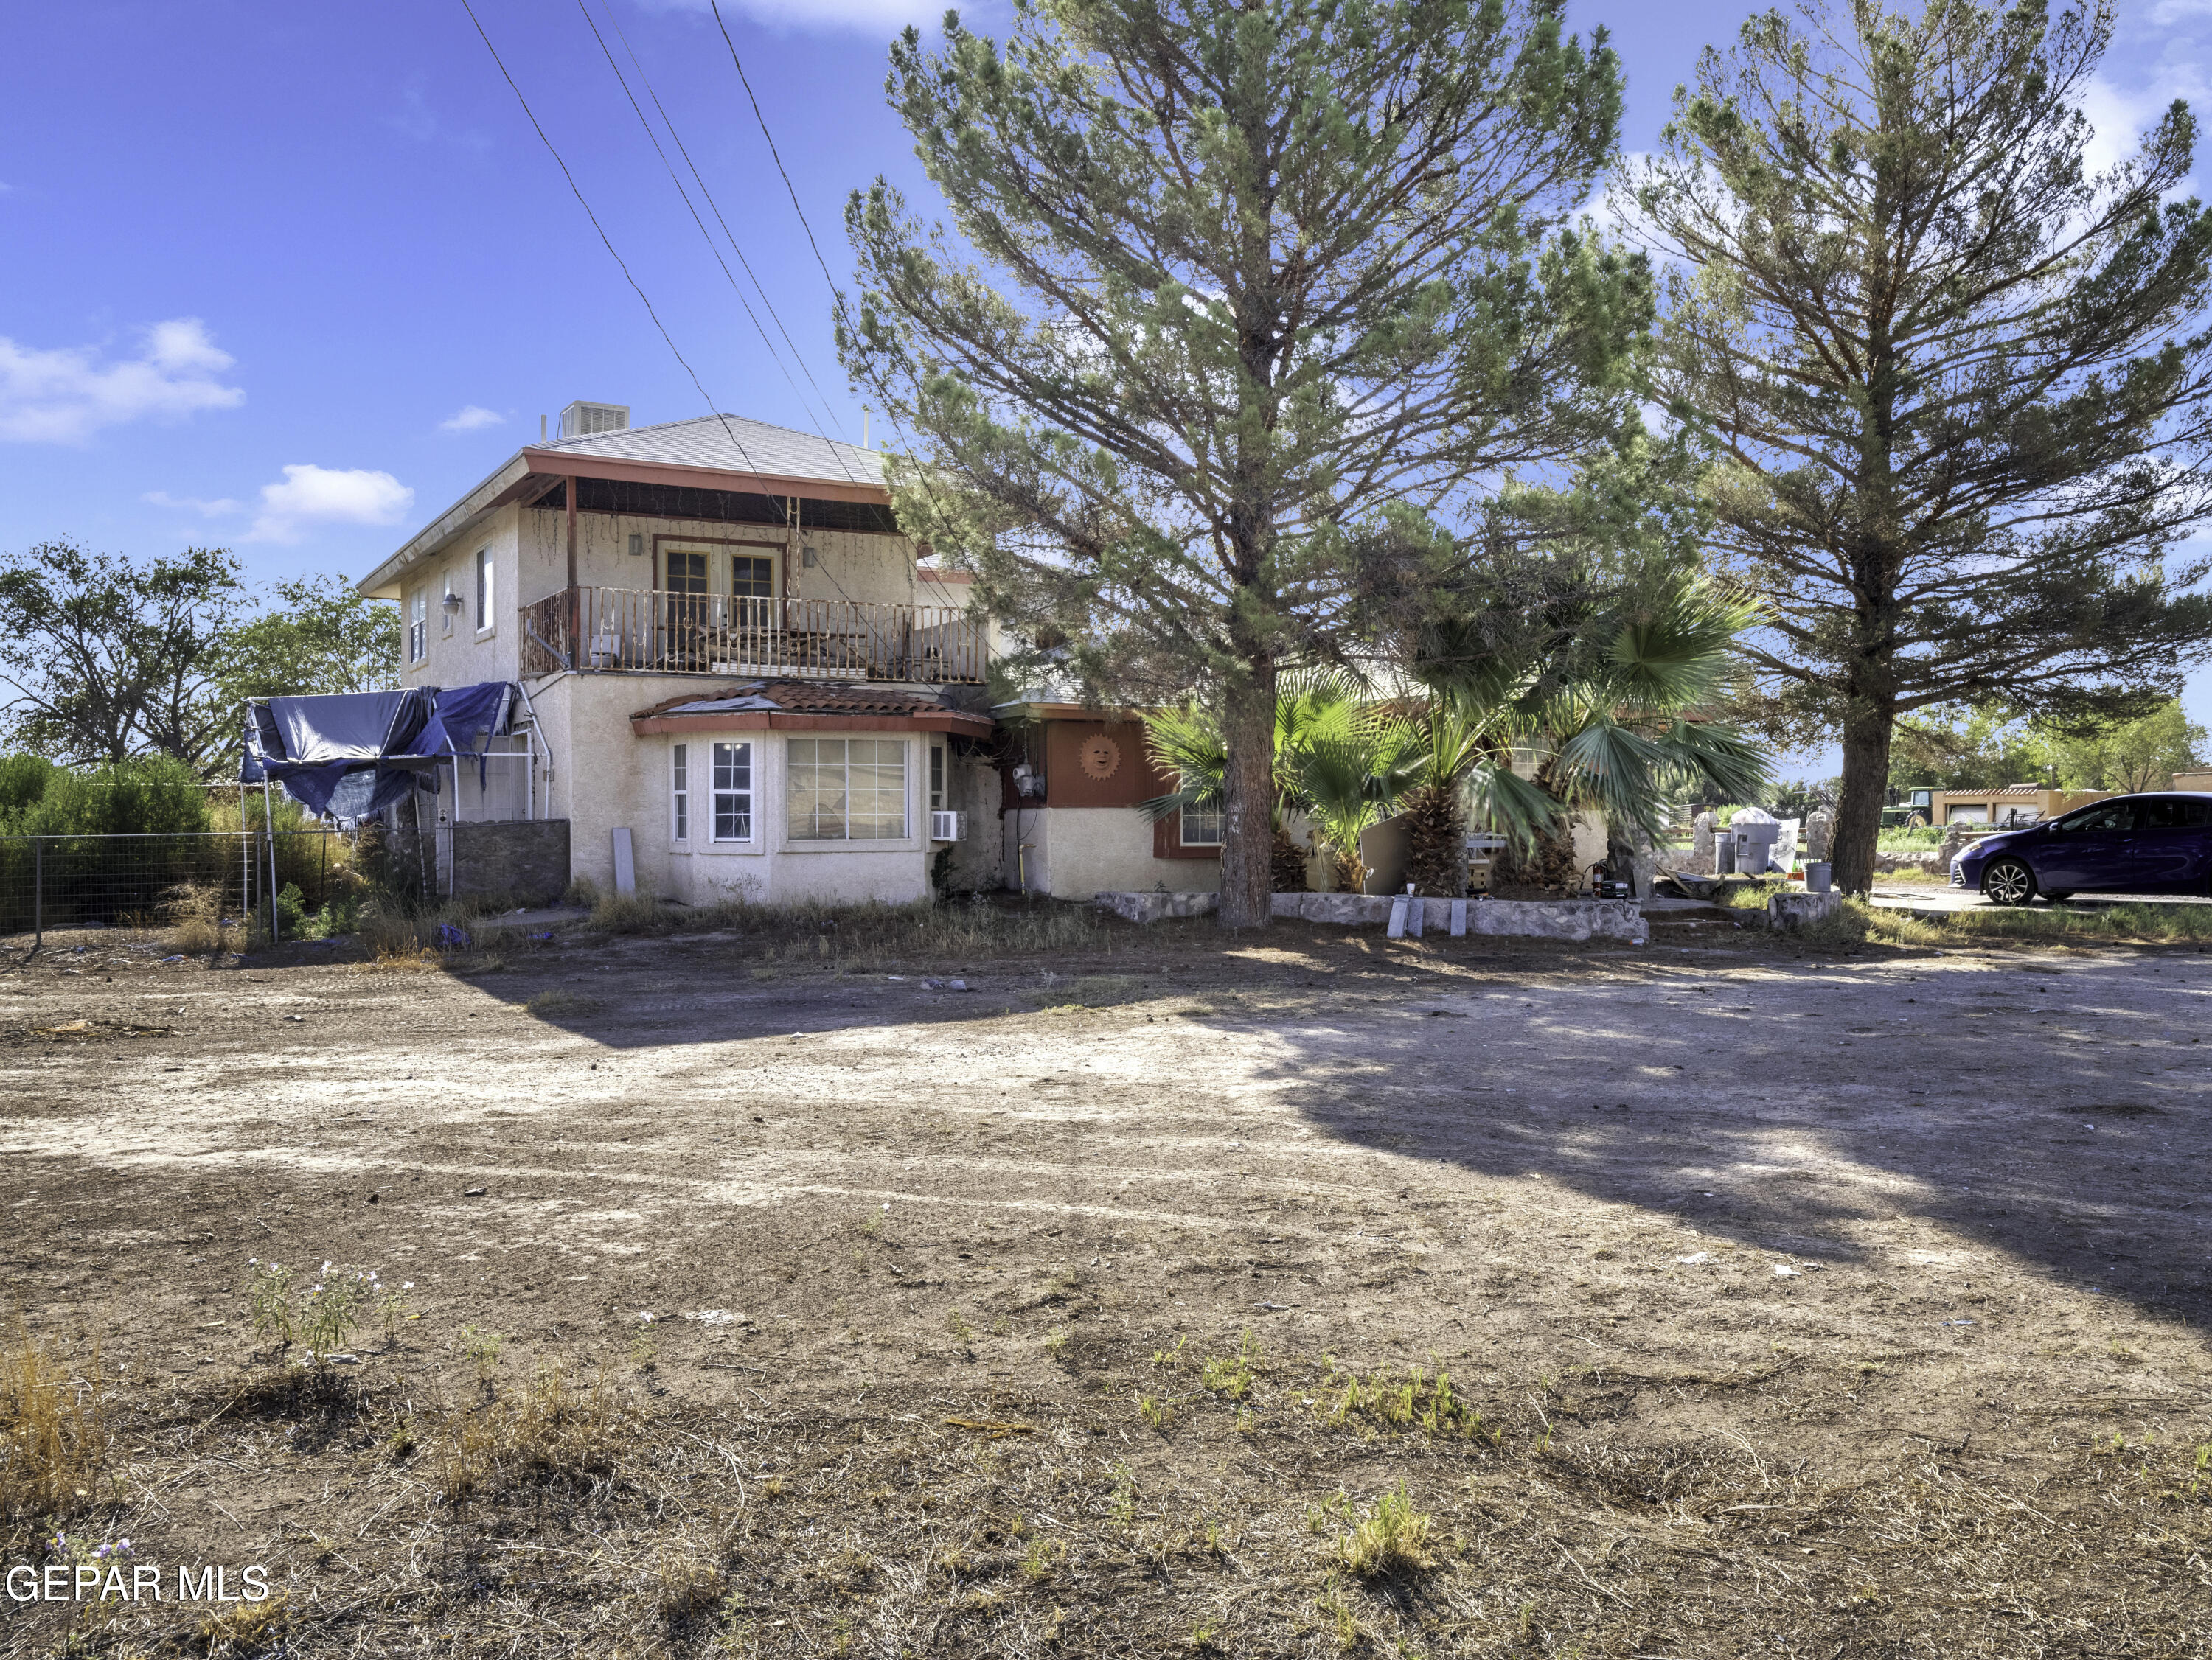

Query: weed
left=461, top=1325, right=505, bottom=1384
left=159, top=881, right=234, bottom=957
left=655, top=1543, right=726, bottom=1622
left=245, top=1258, right=377, bottom=1364
left=1151, top=1335, right=1188, bottom=1369
left=197, top=1592, right=289, bottom=1655
left=1107, top=1461, right=1138, bottom=1527
left=1200, top=1328, right=1261, bottom=1400
left=990, top=1313, right=1012, bottom=1337
left=1020, top=1537, right=1063, bottom=1583
left=432, top=1361, right=631, bottom=1503
left=945, top=1308, right=974, bottom=1345
left=589, top=892, right=682, bottom=935
left=1138, top=1394, right=1172, bottom=1431
left=1315, top=1581, right=1360, bottom=1650
left=375, top=1278, right=417, bottom=1347
left=1043, top=1328, right=1070, bottom=1359
left=1320, top=1359, right=1488, bottom=1438
left=630, top=1328, right=658, bottom=1372
left=859, top=1210, right=882, bottom=1238
left=1333, top=1483, right=1432, bottom=1578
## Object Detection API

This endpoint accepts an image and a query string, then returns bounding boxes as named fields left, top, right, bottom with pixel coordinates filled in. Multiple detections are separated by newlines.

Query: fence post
left=32, top=837, right=41, bottom=954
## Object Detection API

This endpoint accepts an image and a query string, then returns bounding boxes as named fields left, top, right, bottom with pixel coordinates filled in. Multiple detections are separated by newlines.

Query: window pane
left=667, top=551, right=709, bottom=594
left=2187, top=799, right=2212, bottom=829
left=732, top=555, right=773, bottom=597
left=672, top=744, right=687, bottom=792
left=709, top=742, right=751, bottom=840
left=2142, top=799, right=2184, bottom=829
left=1181, top=804, right=1224, bottom=845
left=787, top=737, right=846, bottom=840
left=850, top=739, right=906, bottom=839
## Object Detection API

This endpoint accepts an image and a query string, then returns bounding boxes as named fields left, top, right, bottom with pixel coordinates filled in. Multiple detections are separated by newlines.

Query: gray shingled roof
left=536, top=414, right=882, bottom=489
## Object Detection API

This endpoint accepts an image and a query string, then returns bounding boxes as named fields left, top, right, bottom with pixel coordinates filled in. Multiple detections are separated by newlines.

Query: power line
left=456, top=0, right=762, bottom=476
left=706, top=0, right=849, bottom=304
left=701, top=0, right=977, bottom=562
left=598, top=0, right=857, bottom=453
left=577, top=0, right=857, bottom=476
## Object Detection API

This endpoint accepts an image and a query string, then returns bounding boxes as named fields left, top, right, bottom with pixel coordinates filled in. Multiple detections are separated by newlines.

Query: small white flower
left=400, top=1282, right=414, bottom=1291
left=321, top=1260, right=333, bottom=1275
left=247, top=1257, right=259, bottom=1266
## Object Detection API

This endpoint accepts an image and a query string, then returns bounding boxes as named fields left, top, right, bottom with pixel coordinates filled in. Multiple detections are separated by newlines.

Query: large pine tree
left=841, top=0, right=1649, bottom=927
left=1637, top=0, right=2212, bottom=895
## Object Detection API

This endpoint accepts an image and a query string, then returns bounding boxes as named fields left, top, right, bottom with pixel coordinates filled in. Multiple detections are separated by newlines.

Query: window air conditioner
left=929, top=809, right=964, bottom=843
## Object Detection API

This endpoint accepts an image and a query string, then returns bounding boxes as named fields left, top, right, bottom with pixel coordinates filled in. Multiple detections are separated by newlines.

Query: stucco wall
left=595, top=715, right=936, bottom=907
left=517, top=509, right=918, bottom=608
left=397, top=503, right=522, bottom=691
left=1007, top=806, right=1221, bottom=899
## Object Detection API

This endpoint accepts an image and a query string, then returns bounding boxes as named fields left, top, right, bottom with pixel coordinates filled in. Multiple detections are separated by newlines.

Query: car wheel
left=1982, top=858, right=2037, bottom=907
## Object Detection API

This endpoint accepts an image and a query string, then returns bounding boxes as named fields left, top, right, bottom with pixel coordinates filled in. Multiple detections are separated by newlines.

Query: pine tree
left=1637, top=0, right=2212, bottom=894
left=841, top=0, right=1647, bottom=926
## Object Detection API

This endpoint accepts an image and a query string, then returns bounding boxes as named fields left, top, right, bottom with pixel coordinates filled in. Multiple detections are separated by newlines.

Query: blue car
left=1952, top=792, right=2212, bottom=904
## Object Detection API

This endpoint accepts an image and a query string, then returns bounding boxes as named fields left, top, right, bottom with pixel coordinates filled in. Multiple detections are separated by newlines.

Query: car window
left=2050, top=803, right=2136, bottom=834
left=2140, top=798, right=2185, bottom=829
left=2187, top=799, right=2212, bottom=829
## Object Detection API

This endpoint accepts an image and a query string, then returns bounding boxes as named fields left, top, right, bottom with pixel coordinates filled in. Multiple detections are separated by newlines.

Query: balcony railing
left=518, top=587, right=987, bottom=684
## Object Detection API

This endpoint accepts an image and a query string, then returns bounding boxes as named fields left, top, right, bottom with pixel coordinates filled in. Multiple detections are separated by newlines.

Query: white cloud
left=633, top=0, right=956, bottom=30
left=143, top=489, right=243, bottom=517
left=0, top=318, right=243, bottom=444
left=438, top=404, right=505, bottom=433
left=247, top=464, right=414, bottom=544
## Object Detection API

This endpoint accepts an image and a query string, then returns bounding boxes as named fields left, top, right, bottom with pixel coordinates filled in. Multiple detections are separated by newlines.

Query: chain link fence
left=0, top=829, right=361, bottom=951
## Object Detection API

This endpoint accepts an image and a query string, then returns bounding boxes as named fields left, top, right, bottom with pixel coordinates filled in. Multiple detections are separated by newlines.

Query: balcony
left=518, top=587, right=988, bottom=684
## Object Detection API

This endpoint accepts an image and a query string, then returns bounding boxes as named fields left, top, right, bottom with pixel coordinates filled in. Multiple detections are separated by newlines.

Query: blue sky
left=1, top=0, right=2206, bottom=778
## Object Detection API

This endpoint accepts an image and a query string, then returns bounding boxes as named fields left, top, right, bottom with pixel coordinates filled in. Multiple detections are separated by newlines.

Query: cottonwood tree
left=1635, top=0, right=2212, bottom=893
left=841, top=0, right=1650, bottom=926
left=0, top=540, right=244, bottom=771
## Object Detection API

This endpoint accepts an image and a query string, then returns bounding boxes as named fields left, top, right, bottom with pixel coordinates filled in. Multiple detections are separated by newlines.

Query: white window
left=1180, top=803, right=1224, bottom=846
left=712, top=742, right=753, bottom=841
left=788, top=738, right=906, bottom=841
left=475, top=547, right=494, bottom=632
left=671, top=744, right=689, bottom=842
left=929, top=742, right=946, bottom=812
left=407, top=590, right=427, bottom=664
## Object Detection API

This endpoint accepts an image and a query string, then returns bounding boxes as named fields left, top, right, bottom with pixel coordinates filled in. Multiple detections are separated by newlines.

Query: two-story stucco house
left=357, top=401, right=1222, bottom=907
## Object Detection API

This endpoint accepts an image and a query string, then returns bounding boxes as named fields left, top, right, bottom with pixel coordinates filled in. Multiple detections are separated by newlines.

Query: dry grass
left=1804, top=896, right=2212, bottom=951
left=159, top=881, right=236, bottom=957
left=196, top=1591, right=289, bottom=1656
left=0, top=1320, right=108, bottom=1521
left=431, top=1359, right=634, bottom=1504
left=580, top=890, right=1115, bottom=967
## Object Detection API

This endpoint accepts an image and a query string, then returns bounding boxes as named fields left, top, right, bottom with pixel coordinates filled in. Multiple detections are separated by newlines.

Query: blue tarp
left=241, top=683, right=518, bottom=817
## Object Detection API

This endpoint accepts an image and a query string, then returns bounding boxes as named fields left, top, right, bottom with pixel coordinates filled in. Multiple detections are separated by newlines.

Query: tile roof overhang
left=357, top=414, right=894, bottom=600
left=630, top=681, right=995, bottom=739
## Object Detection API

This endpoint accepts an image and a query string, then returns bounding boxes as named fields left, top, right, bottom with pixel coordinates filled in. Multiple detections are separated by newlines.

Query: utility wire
left=457, top=0, right=761, bottom=476
left=701, top=0, right=982, bottom=568
left=707, top=0, right=849, bottom=306
left=579, top=0, right=858, bottom=478
left=599, top=0, right=858, bottom=456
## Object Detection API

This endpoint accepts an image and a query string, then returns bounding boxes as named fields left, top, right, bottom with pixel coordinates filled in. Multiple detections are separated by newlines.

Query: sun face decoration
left=1078, top=733, right=1122, bottom=781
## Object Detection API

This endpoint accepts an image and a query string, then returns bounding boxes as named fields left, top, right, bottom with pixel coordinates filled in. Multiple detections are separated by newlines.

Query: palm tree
left=1418, top=569, right=1771, bottom=892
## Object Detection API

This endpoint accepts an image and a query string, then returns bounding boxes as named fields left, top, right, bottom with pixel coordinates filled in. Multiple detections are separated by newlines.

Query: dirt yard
left=3, top=910, right=2209, bottom=1658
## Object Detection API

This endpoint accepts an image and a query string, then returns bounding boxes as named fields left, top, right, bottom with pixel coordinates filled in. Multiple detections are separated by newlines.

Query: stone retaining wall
left=1095, top=890, right=1647, bottom=944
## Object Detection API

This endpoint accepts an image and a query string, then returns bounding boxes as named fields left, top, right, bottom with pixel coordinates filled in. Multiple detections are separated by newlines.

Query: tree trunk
left=1402, top=783, right=1466, bottom=896
left=1217, top=663, right=1276, bottom=928
left=1831, top=700, right=1894, bottom=896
